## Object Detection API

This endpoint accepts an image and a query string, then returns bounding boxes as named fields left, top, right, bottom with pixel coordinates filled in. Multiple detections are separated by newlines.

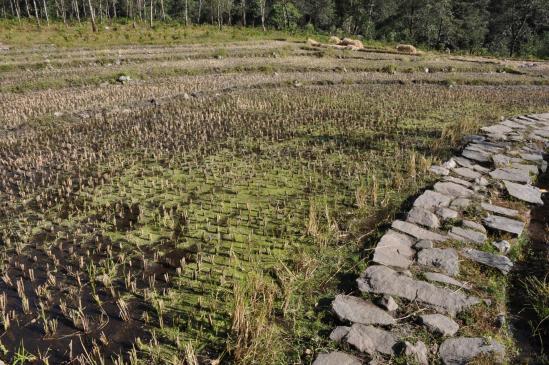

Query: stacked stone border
left=314, top=113, right=549, bottom=365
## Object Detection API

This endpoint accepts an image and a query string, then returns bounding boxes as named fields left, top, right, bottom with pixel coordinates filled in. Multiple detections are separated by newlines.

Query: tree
left=270, top=0, right=301, bottom=29
left=87, top=0, right=97, bottom=30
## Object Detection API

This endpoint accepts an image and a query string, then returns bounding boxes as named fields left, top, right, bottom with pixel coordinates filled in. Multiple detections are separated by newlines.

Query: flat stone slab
left=450, top=197, right=471, bottom=210
left=483, top=215, right=524, bottom=235
left=329, top=326, right=350, bottom=342
left=492, top=154, right=523, bottom=167
left=420, top=314, right=459, bottom=336
left=418, top=248, right=460, bottom=276
left=510, top=163, right=539, bottom=175
left=504, top=180, right=543, bottom=205
left=490, top=168, right=531, bottom=184
left=392, top=220, right=447, bottom=242
left=468, top=141, right=505, bottom=154
left=357, top=265, right=479, bottom=315
left=520, top=153, right=543, bottom=162
left=346, top=324, right=398, bottom=355
left=449, top=226, right=486, bottom=244
left=332, top=294, right=396, bottom=325
left=407, top=206, right=440, bottom=229
left=462, top=220, right=486, bottom=233
left=480, top=202, right=518, bottom=217
left=415, top=239, right=434, bottom=249
left=435, top=206, right=459, bottom=220
left=434, top=182, right=474, bottom=198
left=453, top=156, right=474, bottom=168
left=423, top=272, right=472, bottom=289
left=372, top=229, right=415, bottom=269
left=481, top=124, right=513, bottom=135
left=313, top=352, right=362, bottom=365
left=462, top=148, right=491, bottom=163
left=439, top=337, right=505, bottom=365
left=452, top=167, right=481, bottom=180
left=443, top=175, right=472, bottom=187
left=501, top=119, right=527, bottom=129
left=430, top=165, right=450, bottom=176
left=414, top=190, right=453, bottom=210
left=462, top=248, right=513, bottom=275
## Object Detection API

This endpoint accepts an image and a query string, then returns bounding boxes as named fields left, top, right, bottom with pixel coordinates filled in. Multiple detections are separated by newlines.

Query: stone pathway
left=314, top=113, right=548, bottom=365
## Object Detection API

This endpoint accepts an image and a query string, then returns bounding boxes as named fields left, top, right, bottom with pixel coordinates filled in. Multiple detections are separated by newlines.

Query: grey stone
left=480, top=202, right=518, bottom=217
left=533, top=129, right=549, bottom=138
left=542, top=160, right=548, bottom=173
left=430, top=166, right=450, bottom=176
left=415, top=239, right=434, bottom=249
left=452, top=167, right=481, bottom=180
left=462, top=220, right=486, bottom=233
left=475, top=177, right=490, bottom=186
left=435, top=206, right=459, bottom=220
left=493, top=153, right=525, bottom=166
left=407, top=207, right=441, bottom=229
left=450, top=198, right=471, bottom=210
left=372, top=230, right=415, bottom=269
left=486, top=132, right=507, bottom=141
left=378, top=295, right=399, bottom=312
left=391, top=220, right=447, bottom=242
left=434, top=182, right=474, bottom=198
left=490, top=168, right=531, bottom=184
left=462, top=248, right=513, bottom=274
left=439, top=337, right=505, bottom=365
left=346, top=324, right=398, bottom=355
left=313, top=352, right=362, bottom=365
left=472, top=164, right=491, bottom=173
left=492, top=240, right=511, bottom=254
left=501, top=120, right=527, bottom=129
left=504, top=181, right=543, bottom=205
left=510, top=163, right=539, bottom=175
left=443, top=176, right=472, bottom=187
left=461, top=135, right=485, bottom=144
left=357, top=266, right=479, bottom=315
left=404, top=341, right=429, bottom=365
left=329, top=326, right=351, bottom=342
left=483, top=215, right=524, bottom=235
left=468, top=141, right=504, bottom=154
left=420, top=314, right=459, bottom=336
left=462, top=148, right=491, bottom=163
left=423, top=272, right=472, bottom=289
left=418, top=248, right=460, bottom=276
left=481, top=124, right=512, bottom=135
left=442, top=159, right=458, bottom=169
left=332, top=295, right=395, bottom=325
left=520, top=153, right=543, bottom=162
left=414, top=190, right=453, bottom=210
left=453, top=156, right=474, bottom=168
left=449, top=226, right=486, bottom=244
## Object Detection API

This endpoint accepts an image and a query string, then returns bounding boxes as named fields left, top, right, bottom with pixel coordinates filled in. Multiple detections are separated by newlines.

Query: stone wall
left=314, top=113, right=549, bottom=365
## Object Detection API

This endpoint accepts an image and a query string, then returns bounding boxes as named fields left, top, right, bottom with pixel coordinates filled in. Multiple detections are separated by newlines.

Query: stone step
left=357, top=265, right=479, bottom=316
left=439, top=337, right=505, bottom=365
left=483, top=214, right=525, bottom=235
left=332, top=294, right=395, bottom=326
left=462, top=248, right=513, bottom=275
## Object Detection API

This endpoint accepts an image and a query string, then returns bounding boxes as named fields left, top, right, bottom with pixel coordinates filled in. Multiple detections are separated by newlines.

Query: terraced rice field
left=0, top=38, right=548, bottom=364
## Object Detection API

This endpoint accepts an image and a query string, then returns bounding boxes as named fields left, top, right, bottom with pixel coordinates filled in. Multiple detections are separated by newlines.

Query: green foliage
left=269, top=1, right=301, bottom=30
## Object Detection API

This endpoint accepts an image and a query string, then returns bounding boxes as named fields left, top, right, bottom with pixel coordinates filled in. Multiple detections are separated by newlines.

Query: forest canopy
left=2, top=0, right=548, bottom=57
